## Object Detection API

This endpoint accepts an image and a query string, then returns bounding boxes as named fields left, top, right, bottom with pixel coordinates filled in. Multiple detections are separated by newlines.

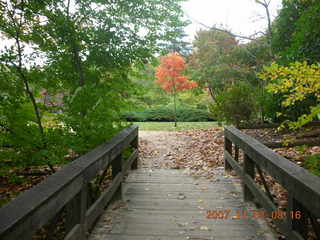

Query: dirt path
left=138, top=128, right=225, bottom=178
left=138, top=131, right=190, bottom=168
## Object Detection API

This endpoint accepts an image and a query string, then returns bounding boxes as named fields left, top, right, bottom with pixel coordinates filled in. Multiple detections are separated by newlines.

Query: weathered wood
left=131, top=135, right=139, bottom=170
left=256, top=165, right=274, bottom=203
left=64, top=224, right=82, bottom=240
left=79, top=183, right=88, bottom=240
left=287, top=196, right=309, bottom=239
left=112, top=154, right=122, bottom=179
left=90, top=169, right=275, bottom=240
left=264, top=137, right=320, bottom=148
left=224, top=151, right=299, bottom=239
left=224, top=126, right=320, bottom=240
left=310, top=213, right=320, bottom=239
left=65, top=193, right=81, bottom=234
left=0, top=125, right=139, bottom=240
left=86, top=173, right=122, bottom=230
left=243, top=154, right=255, bottom=202
left=239, top=123, right=279, bottom=129
left=224, top=126, right=320, bottom=219
left=234, top=145, right=239, bottom=162
left=297, top=129, right=320, bottom=138
left=239, top=121, right=320, bottom=129
left=224, top=134, right=232, bottom=171
left=0, top=173, right=83, bottom=240
left=122, top=150, right=138, bottom=174
left=47, top=214, right=60, bottom=240
left=225, top=151, right=277, bottom=213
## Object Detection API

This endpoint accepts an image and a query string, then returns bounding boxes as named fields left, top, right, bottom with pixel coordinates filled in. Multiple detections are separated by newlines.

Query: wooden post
left=47, top=214, right=60, bottom=240
left=112, top=154, right=122, bottom=200
left=131, top=136, right=138, bottom=170
left=112, top=154, right=122, bottom=179
left=234, top=145, right=239, bottom=162
left=65, top=193, right=81, bottom=234
left=243, top=154, right=255, bottom=202
left=80, top=183, right=88, bottom=240
left=224, top=136, right=232, bottom=171
left=287, top=196, right=308, bottom=239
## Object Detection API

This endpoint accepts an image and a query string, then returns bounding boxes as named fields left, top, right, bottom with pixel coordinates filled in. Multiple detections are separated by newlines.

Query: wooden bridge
left=0, top=125, right=319, bottom=240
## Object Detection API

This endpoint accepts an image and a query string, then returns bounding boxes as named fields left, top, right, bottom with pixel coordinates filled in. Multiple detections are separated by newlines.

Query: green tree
left=272, top=0, right=320, bottom=63
left=188, top=29, right=238, bottom=102
left=210, top=82, right=257, bottom=127
left=259, top=61, right=320, bottom=129
left=160, top=26, right=192, bottom=57
left=0, top=0, right=187, bottom=170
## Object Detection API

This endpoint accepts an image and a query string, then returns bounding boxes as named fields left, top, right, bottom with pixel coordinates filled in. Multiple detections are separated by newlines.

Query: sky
left=181, top=0, right=282, bottom=42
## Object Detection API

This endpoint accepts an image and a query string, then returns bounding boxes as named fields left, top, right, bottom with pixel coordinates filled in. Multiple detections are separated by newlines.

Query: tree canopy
left=0, top=0, right=187, bottom=169
left=272, top=0, right=320, bottom=63
left=188, top=29, right=237, bottom=101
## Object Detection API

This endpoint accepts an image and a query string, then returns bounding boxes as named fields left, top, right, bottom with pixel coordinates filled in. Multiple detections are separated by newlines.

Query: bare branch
left=184, top=12, right=261, bottom=41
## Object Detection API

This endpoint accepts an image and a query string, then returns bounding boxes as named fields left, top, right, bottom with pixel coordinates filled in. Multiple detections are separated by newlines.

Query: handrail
left=224, top=126, right=320, bottom=240
left=0, top=125, right=139, bottom=240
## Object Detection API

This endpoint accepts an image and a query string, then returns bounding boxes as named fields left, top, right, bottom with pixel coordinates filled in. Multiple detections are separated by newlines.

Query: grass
left=132, top=122, right=220, bottom=131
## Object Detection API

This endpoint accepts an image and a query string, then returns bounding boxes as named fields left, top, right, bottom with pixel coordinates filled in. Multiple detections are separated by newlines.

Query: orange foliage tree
left=155, top=52, right=197, bottom=126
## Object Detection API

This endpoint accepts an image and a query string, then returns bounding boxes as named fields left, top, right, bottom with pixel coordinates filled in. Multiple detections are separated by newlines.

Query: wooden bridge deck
left=1, top=125, right=319, bottom=240
left=89, top=168, right=275, bottom=240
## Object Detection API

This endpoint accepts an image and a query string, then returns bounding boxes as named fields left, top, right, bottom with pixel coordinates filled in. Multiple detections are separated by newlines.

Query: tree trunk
left=65, top=0, right=85, bottom=87
left=72, top=44, right=85, bottom=87
left=256, top=0, right=273, bottom=58
left=173, top=86, right=177, bottom=127
left=15, top=33, right=45, bottom=142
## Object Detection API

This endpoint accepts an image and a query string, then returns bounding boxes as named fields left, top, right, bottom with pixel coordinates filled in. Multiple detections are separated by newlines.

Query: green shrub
left=121, top=107, right=214, bottom=122
left=209, top=83, right=257, bottom=126
left=176, top=108, right=213, bottom=122
left=304, top=154, right=320, bottom=177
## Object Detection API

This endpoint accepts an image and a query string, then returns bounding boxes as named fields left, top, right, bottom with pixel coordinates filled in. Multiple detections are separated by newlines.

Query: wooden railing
left=0, top=125, right=139, bottom=240
left=224, top=126, right=320, bottom=240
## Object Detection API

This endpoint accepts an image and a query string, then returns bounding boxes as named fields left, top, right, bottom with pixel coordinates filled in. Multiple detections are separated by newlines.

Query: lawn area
left=132, top=122, right=219, bottom=131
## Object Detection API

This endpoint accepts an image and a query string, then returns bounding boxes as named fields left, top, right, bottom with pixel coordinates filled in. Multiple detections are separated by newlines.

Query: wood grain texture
left=89, top=169, right=276, bottom=240
left=224, top=126, right=320, bottom=218
left=0, top=125, right=138, bottom=240
left=224, top=126, right=320, bottom=240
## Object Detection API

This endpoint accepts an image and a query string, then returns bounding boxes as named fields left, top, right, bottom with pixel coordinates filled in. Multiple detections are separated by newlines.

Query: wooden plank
left=264, top=137, right=320, bottom=148
left=83, top=125, right=138, bottom=181
left=122, top=150, right=138, bottom=174
left=65, top=193, right=81, bottom=233
left=239, top=121, right=320, bottom=130
left=243, top=154, right=255, bottom=202
left=287, top=195, right=309, bottom=239
left=107, top=221, right=264, bottom=236
left=79, top=183, right=88, bottom=240
left=224, top=150, right=244, bottom=177
left=130, top=136, right=139, bottom=170
left=104, top=210, right=258, bottom=224
left=224, top=134, right=232, bottom=171
left=112, top=154, right=122, bottom=179
left=0, top=125, right=138, bottom=239
left=64, top=224, right=82, bottom=240
left=101, top=233, right=264, bottom=240
left=224, top=145, right=306, bottom=240
left=234, top=145, right=239, bottom=162
left=90, top=169, right=276, bottom=240
left=225, top=152, right=284, bottom=221
left=0, top=174, right=84, bottom=240
left=86, top=173, right=122, bottom=230
left=224, top=126, right=320, bottom=218
left=225, top=151, right=296, bottom=236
